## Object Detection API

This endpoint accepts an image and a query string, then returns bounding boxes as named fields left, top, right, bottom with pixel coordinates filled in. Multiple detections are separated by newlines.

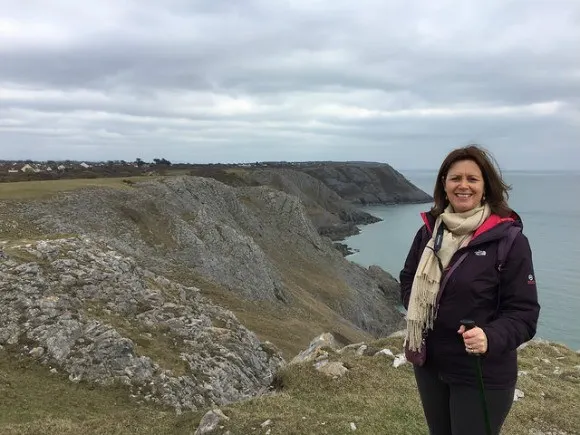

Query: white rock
left=356, top=345, right=367, bottom=356
left=393, top=354, right=407, bottom=368
left=29, top=347, right=45, bottom=358
left=266, top=429, right=271, bottom=435
left=195, top=409, right=230, bottom=435
left=261, top=419, right=272, bottom=428
left=69, top=373, right=82, bottom=383
left=514, top=389, right=525, bottom=402
left=291, top=333, right=338, bottom=363
left=374, top=349, right=394, bottom=358
left=317, top=361, right=348, bottom=377
left=350, top=422, right=357, bottom=431
left=518, top=371, right=528, bottom=377
left=337, top=342, right=366, bottom=354
left=314, top=360, right=328, bottom=370
left=542, top=358, right=551, bottom=364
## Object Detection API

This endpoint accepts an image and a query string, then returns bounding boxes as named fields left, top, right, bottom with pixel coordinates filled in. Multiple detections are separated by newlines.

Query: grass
left=0, top=177, right=158, bottom=200
left=2, top=337, right=577, bottom=434
left=0, top=350, right=185, bottom=435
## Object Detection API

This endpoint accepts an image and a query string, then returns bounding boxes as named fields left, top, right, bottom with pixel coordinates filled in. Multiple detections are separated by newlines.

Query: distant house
left=8, top=169, right=18, bottom=173
left=79, top=162, right=90, bottom=169
left=57, top=165, right=66, bottom=171
left=21, top=164, right=35, bottom=172
left=46, top=167, right=53, bottom=171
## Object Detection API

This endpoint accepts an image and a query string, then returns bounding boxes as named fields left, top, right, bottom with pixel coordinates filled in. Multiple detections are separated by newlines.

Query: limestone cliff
left=299, top=162, right=432, bottom=205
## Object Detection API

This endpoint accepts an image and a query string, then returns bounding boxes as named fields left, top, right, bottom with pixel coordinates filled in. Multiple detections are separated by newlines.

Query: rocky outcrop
left=0, top=237, right=283, bottom=412
left=9, top=176, right=405, bottom=341
left=300, top=162, right=432, bottom=205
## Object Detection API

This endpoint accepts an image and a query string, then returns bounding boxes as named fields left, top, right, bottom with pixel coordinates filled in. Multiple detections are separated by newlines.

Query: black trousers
left=414, top=365, right=515, bottom=435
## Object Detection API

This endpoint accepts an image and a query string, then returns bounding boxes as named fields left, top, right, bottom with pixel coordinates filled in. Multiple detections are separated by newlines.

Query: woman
left=399, top=145, right=540, bottom=435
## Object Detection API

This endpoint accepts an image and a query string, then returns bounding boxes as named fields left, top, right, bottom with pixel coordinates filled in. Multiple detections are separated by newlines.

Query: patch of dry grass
left=0, top=177, right=159, bottom=201
left=0, top=351, right=190, bottom=435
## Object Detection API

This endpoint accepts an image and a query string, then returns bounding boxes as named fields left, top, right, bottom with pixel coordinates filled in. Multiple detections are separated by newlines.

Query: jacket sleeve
left=399, top=226, right=426, bottom=310
left=483, top=233, right=541, bottom=355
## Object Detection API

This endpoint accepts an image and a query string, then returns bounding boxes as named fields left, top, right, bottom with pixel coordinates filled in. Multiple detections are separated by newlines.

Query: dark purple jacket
left=400, top=211, right=540, bottom=389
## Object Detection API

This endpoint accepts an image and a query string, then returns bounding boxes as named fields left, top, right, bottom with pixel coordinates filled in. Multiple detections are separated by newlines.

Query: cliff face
left=245, top=168, right=381, bottom=241
left=4, top=175, right=405, bottom=345
left=300, top=162, right=432, bottom=205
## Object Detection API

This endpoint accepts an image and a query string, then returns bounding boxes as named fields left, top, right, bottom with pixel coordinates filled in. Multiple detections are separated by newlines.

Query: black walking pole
left=460, top=319, right=492, bottom=435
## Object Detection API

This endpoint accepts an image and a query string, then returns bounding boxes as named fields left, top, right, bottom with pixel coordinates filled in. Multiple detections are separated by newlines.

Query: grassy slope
left=1, top=338, right=578, bottom=435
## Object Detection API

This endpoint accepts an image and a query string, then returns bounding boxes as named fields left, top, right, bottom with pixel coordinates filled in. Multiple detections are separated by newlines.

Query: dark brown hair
left=431, top=145, right=512, bottom=217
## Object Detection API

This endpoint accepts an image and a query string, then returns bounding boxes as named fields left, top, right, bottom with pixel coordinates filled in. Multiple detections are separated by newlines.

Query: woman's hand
left=457, top=325, right=488, bottom=355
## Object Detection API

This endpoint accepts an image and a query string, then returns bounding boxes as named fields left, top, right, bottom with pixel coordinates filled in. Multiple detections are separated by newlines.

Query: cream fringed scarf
left=405, top=203, right=491, bottom=351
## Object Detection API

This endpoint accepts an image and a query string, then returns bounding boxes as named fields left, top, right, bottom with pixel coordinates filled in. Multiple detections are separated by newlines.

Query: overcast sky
left=1, top=0, right=579, bottom=169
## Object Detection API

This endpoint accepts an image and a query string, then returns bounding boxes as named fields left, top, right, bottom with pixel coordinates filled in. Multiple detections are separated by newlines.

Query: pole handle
left=460, top=319, right=476, bottom=330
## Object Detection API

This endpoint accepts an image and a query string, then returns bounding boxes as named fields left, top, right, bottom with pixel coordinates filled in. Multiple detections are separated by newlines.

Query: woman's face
left=443, top=160, right=485, bottom=213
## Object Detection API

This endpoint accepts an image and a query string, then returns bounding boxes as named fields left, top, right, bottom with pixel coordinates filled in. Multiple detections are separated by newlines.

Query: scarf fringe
left=406, top=274, right=439, bottom=351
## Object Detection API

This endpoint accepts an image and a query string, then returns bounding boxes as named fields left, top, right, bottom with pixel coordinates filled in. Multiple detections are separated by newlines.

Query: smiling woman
left=400, top=144, right=540, bottom=435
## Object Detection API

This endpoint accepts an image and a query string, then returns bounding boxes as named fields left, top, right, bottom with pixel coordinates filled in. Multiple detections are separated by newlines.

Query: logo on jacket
left=528, top=274, right=535, bottom=285
left=475, top=250, right=487, bottom=256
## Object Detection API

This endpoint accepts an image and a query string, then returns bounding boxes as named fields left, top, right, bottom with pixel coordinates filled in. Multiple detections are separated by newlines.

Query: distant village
left=0, top=158, right=338, bottom=183
left=0, top=159, right=168, bottom=174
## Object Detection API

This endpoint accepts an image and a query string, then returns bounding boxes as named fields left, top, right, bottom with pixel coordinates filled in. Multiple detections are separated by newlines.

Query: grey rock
left=0, top=238, right=284, bottom=411
left=317, top=361, right=348, bottom=377
left=195, top=408, right=230, bottom=435
left=291, top=333, right=339, bottom=364
left=29, top=347, right=45, bottom=358
left=355, top=345, right=368, bottom=356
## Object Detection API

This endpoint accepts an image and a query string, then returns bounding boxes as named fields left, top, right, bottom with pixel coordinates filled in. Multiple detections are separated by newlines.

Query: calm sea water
left=344, top=170, right=580, bottom=351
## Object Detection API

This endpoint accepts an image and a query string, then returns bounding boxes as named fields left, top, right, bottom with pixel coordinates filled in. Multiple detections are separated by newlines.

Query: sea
left=344, top=170, right=580, bottom=351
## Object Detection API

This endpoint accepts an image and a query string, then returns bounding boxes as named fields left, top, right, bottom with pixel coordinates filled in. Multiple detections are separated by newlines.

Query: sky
left=0, top=0, right=579, bottom=170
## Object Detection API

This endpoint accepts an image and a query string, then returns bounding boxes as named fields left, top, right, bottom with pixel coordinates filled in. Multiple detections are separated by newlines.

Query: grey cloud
left=0, top=0, right=579, bottom=169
